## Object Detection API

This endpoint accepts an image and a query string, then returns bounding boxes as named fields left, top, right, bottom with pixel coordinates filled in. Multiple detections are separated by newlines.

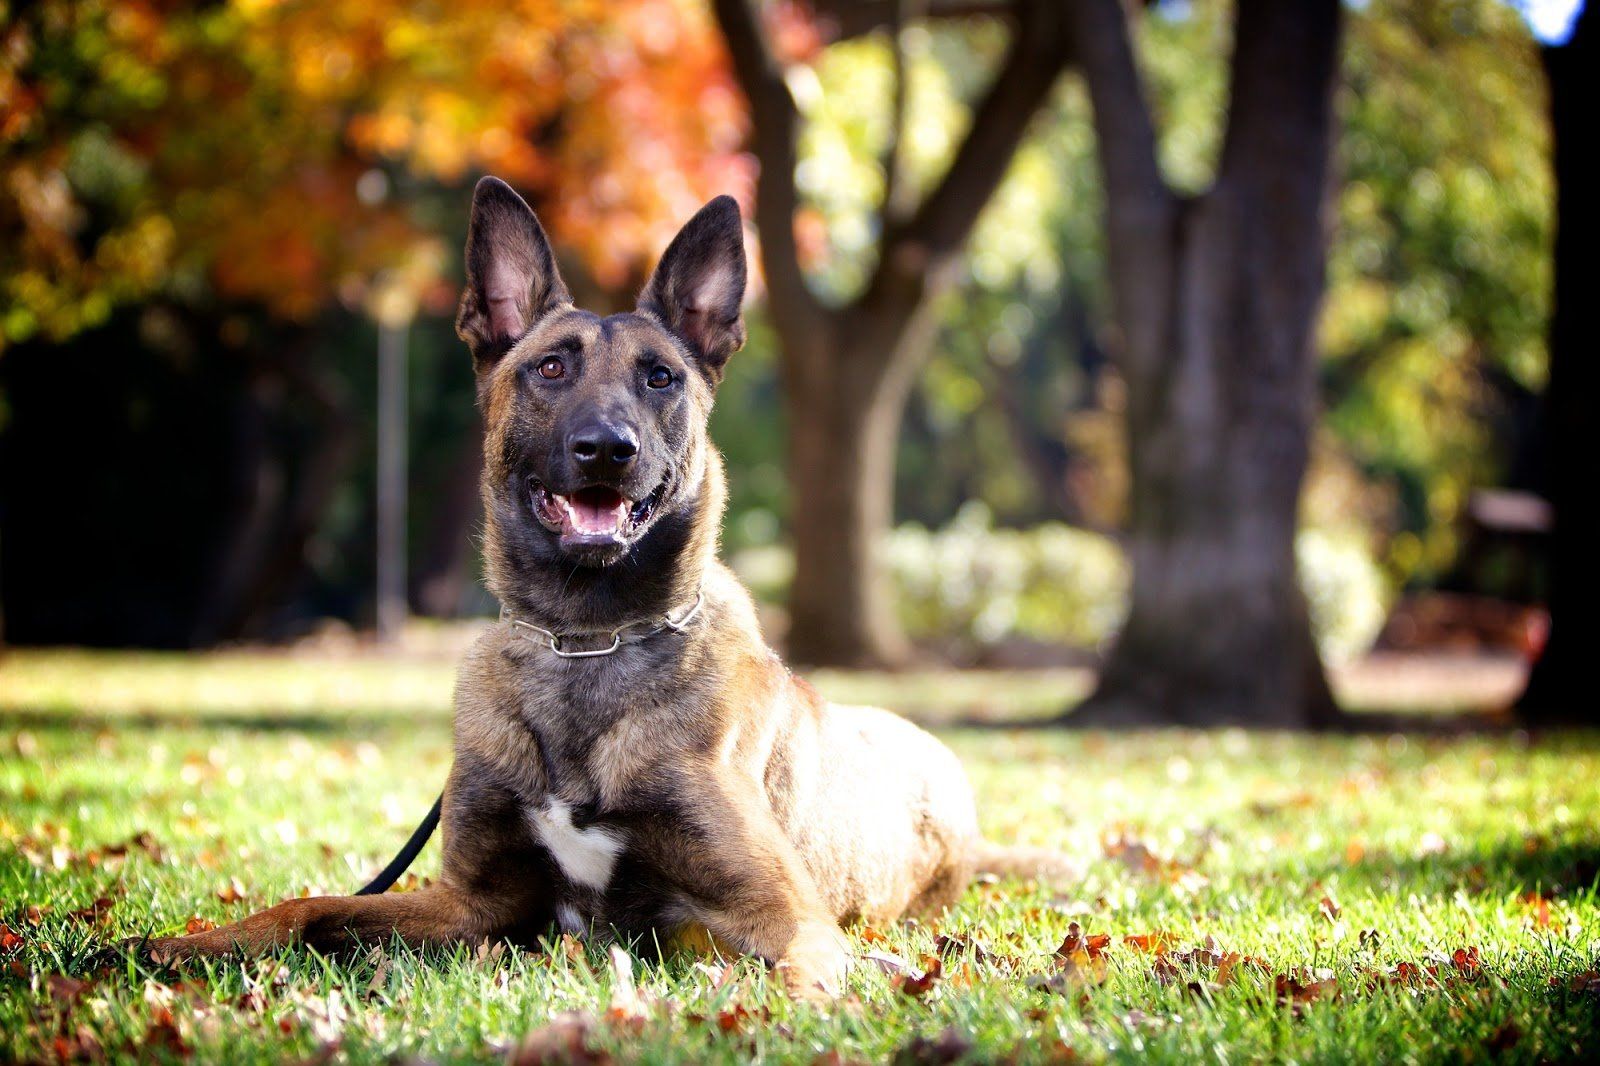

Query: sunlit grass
left=2, top=648, right=1596, bottom=1063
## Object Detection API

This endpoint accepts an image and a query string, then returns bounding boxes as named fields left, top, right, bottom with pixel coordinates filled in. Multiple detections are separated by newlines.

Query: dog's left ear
left=638, top=196, right=747, bottom=383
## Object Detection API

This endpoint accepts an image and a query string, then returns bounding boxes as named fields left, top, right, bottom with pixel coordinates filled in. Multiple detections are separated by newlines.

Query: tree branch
left=1063, top=0, right=1170, bottom=241
left=877, top=0, right=920, bottom=226
left=861, top=0, right=1070, bottom=313
left=711, top=0, right=823, bottom=337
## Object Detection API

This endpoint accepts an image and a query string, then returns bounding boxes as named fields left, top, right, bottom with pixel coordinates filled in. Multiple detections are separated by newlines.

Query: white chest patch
left=527, top=800, right=624, bottom=891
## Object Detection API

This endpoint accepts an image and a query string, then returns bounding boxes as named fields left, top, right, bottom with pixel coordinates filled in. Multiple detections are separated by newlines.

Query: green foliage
left=733, top=506, right=1389, bottom=661
left=887, top=503, right=1129, bottom=649
left=1326, top=0, right=1552, bottom=580
left=3, top=653, right=1598, bottom=1061
left=848, top=0, right=1551, bottom=590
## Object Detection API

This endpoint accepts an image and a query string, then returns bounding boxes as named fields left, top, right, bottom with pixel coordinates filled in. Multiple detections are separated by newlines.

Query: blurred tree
left=0, top=0, right=747, bottom=644
left=712, top=0, right=1071, bottom=666
left=1063, top=0, right=1345, bottom=727
left=1518, top=0, right=1593, bottom=725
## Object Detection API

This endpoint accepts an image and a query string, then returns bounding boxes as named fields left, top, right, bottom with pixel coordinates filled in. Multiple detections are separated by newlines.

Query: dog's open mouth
left=530, top=480, right=664, bottom=544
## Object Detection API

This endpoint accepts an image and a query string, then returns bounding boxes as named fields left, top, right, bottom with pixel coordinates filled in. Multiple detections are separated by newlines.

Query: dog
left=133, top=178, right=1069, bottom=998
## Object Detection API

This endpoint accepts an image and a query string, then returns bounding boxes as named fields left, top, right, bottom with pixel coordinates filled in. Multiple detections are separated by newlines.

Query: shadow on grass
left=1306, top=838, right=1600, bottom=901
left=936, top=706, right=1525, bottom=734
left=0, top=707, right=450, bottom=735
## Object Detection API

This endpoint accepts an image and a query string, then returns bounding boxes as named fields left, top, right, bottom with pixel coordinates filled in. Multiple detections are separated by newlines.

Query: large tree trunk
left=1066, top=0, right=1342, bottom=727
left=1087, top=194, right=1338, bottom=726
left=713, top=0, right=1070, bottom=667
left=1517, top=4, right=1596, bottom=725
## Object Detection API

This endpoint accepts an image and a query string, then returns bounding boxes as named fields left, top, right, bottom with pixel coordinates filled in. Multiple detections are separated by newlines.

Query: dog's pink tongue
left=567, top=488, right=628, bottom=535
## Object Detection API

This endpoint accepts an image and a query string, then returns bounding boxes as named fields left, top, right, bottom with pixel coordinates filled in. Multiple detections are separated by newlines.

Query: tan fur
left=131, top=183, right=1060, bottom=999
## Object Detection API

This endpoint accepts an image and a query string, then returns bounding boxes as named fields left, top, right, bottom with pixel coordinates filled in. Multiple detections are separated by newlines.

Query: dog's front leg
left=131, top=883, right=501, bottom=963
left=661, top=776, right=850, bottom=1000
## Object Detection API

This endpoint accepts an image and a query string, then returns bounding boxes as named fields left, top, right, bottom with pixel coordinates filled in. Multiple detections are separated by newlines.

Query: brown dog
left=134, top=178, right=1067, bottom=997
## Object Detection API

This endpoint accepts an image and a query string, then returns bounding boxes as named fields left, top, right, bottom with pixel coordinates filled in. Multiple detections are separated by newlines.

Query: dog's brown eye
left=646, top=366, right=672, bottom=390
left=537, top=356, right=565, bottom=380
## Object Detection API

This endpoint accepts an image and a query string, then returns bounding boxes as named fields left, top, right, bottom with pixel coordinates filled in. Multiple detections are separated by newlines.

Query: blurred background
left=0, top=0, right=1590, bottom=729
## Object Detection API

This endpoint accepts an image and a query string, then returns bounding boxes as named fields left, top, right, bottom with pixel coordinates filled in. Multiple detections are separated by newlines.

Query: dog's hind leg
left=133, top=883, right=512, bottom=963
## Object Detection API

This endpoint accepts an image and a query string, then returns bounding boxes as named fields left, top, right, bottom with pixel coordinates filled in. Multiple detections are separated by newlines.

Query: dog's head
left=457, top=177, right=746, bottom=599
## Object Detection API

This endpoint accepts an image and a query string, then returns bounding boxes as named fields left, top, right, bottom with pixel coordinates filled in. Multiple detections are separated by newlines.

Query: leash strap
left=355, top=793, right=444, bottom=895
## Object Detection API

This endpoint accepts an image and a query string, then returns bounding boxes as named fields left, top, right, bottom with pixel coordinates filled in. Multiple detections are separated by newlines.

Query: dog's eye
left=646, top=366, right=673, bottom=390
left=536, top=356, right=565, bottom=380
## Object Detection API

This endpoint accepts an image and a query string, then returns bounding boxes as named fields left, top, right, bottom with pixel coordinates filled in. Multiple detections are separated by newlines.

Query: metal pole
left=376, top=319, right=408, bottom=643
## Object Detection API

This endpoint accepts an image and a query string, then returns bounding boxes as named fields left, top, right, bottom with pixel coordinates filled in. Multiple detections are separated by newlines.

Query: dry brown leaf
left=894, top=1026, right=974, bottom=1065
left=66, top=896, right=115, bottom=926
left=509, top=1012, right=611, bottom=1066
left=863, top=949, right=919, bottom=977
left=215, top=877, right=248, bottom=904
left=47, top=973, right=91, bottom=1005
left=1056, top=922, right=1111, bottom=961
left=897, top=955, right=943, bottom=999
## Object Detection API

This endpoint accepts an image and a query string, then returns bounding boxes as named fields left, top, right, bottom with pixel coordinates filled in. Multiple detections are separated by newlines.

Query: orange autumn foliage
left=1, top=0, right=751, bottom=347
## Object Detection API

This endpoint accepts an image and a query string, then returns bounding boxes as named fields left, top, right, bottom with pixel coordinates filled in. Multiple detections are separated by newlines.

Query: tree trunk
left=1067, top=0, right=1342, bottom=728
left=1517, top=4, right=1596, bottom=725
left=712, top=0, right=1070, bottom=668
left=782, top=306, right=939, bottom=667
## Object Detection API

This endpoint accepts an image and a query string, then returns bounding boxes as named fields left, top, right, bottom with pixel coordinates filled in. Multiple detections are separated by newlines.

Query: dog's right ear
left=456, top=177, right=571, bottom=373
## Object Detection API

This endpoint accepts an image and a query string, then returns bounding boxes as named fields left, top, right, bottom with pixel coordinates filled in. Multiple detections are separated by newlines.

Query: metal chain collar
left=499, top=589, right=705, bottom=659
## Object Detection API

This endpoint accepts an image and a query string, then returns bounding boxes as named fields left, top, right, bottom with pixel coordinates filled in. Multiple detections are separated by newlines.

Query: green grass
left=3, top=648, right=1597, bottom=1063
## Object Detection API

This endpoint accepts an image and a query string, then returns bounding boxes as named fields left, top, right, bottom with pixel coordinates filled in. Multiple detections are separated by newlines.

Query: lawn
left=2, top=648, right=1597, bottom=1063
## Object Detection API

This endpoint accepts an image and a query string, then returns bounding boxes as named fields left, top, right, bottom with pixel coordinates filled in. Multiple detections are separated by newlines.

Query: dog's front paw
left=778, top=923, right=852, bottom=1001
left=118, top=934, right=207, bottom=965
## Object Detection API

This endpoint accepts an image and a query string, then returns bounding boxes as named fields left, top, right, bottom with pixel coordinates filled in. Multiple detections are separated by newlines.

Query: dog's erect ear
left=637, top=196, right=747, bottom=383
left=456, top=176, right=571, bottom=371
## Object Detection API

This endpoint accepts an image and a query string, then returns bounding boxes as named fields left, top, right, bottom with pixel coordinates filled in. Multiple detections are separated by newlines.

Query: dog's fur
left=135, top=179, right=1065, bottom=997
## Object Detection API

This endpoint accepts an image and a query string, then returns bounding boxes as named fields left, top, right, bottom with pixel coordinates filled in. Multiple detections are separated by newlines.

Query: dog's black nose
left=570, top=423, right=639, bottom=473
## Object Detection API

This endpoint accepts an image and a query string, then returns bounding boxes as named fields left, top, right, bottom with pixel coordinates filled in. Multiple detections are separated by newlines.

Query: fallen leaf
left=1486, top=1020, right=1521, bottom=1052
left=897, top=955, right=943, bottom=998
left=0, top=923, right=23, bottom=954
left=893, top=1026, right=973, bottom=1065
left=1055, top=922, right=1111, bottom=961
left=216, top=878, right=248, bottom=904
left=184, top=916, right=217, bottom=935
left=1122, top=931, right=1179, bottom=955
left=863, top=950, right=920, bottom=977
left=366, top=948, right=391, bottom=997
left=67, top=897, right=115, bottom=927
left=1317, top=896, right=1341, bottom=922
left=1275, top=969, right=1339, bottom=1014
left=47, top=974, right=91, bottom=1005
left=509, top=1012, right=611, bottom=1066
left=606, top=945, right=646, bottom=1024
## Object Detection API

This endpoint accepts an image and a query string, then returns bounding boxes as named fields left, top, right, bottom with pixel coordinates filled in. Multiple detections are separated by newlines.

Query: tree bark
left=713, top=0, right=1069, bottom=666
left=1065, top=0, right=1342, bottom=727
left=1517, top=4, right=1596, bottom=725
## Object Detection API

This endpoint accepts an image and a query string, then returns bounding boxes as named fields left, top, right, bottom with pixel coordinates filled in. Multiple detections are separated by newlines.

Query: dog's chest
left=526, top=799, right=624, bottom=892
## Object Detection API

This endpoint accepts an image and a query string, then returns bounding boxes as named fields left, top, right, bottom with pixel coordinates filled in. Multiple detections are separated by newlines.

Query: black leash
left=355, top=793, right=444, bottom=895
